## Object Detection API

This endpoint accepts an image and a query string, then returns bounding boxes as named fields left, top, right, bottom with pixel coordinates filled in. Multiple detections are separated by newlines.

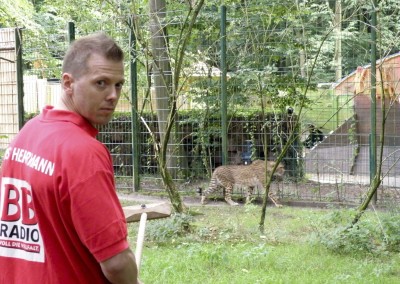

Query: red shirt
left=0, top=106, right=129, bottom=283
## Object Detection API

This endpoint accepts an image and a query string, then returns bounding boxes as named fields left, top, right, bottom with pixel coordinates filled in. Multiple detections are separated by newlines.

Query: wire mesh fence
left=0, top=28, right=19, bottom=150
left=1, top=2, right=400, bottom=206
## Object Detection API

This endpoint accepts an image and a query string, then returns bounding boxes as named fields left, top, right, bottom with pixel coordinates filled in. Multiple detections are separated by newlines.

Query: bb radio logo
left=0, top=177, right=44, bottom=262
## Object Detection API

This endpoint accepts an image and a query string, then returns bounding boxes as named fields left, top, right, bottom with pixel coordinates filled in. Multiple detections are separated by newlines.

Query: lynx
left=200, top=160, right=285, bottom=206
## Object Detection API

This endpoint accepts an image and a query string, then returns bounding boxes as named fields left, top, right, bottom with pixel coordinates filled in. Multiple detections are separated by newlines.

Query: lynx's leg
left=200, top=195, right=207, bottom=205
left=224, top=184, right=239, bottom=206
left=263, top=180, right=283, bottom=208
left=245, top=186, right=255, bottom=204
left=201, top=189, right=211, bottom=205
left=268, top=192, right=283, bottom=208
left=201, top=177, right=218, bottom=205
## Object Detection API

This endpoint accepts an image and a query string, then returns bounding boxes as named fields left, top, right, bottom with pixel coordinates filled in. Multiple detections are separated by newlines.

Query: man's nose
left=107, top=87, right=120, bottom=101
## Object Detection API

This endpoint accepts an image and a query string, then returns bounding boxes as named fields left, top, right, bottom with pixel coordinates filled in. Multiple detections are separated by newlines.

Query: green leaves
left=312, top=209, right=400, bottom=254
left=0, top=0, right=37, bottom=28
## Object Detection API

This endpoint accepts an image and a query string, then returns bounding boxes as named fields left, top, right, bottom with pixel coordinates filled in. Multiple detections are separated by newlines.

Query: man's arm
left=100, top=248, right=140, bottom=284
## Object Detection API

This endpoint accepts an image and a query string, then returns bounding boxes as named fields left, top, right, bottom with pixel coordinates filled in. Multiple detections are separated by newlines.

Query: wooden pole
left=135, top=213, right=147, bottom=272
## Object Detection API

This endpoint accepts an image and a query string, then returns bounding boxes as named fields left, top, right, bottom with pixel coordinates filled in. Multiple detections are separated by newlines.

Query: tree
left=136, top=0, right=205, bottom=213
left=148, top=0, right=177, bottom=178
left=0, top=0, right=37, bottom=28
left=333, top=0, right=342, bottom=81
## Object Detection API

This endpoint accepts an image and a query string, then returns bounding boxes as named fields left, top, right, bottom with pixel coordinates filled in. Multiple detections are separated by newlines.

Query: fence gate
left=0, top=28, right=20, bottom=151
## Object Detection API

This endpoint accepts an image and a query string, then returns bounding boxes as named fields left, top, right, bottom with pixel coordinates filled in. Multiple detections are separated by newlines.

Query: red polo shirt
left=0, top=106, right=129, bottom=283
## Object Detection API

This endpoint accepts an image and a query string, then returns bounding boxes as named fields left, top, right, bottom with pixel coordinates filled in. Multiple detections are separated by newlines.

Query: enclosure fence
left=1, top=2, right=400, bottom=206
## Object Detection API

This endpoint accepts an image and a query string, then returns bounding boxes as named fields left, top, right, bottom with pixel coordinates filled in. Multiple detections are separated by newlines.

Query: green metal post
left=67, top=22, right=75, bottom=43
left=15, top=28, right=24, bottom=129
left=370, top=2, right=377, bottom=204
left=335, top=95, right=339, bottom=129
left=220, top=5, right=228, bottom=165
left=129, top=17, right=140, bottom=192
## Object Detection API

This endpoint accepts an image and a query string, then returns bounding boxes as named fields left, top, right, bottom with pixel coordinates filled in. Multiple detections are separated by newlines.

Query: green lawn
left=302, top=89, right=354, bottom=132
left=125, top=204, right=400, bottom=284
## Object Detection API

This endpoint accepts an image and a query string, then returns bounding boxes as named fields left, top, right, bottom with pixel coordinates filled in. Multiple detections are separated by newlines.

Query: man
left=0, top=33, right=141, bottom=283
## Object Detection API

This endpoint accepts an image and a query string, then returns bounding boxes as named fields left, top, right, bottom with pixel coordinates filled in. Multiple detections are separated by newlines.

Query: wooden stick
left=123, top=202, right=171, bottom=274
left=135, top=212, right=147, bottom=272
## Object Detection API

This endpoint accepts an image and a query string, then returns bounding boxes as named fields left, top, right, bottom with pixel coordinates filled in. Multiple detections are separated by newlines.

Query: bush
left=145, top=213, right=194, bottom=243
left=311, top=208, right=400, bottom=254
left=381, top=215, right=400, bottom=252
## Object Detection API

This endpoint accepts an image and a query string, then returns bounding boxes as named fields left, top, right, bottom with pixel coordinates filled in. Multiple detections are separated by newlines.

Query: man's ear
left=62, top=73, right=74, bottom=95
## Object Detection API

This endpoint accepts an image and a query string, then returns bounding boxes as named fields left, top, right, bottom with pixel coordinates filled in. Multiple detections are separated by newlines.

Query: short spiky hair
left=62, top=32, right=124, bottom=77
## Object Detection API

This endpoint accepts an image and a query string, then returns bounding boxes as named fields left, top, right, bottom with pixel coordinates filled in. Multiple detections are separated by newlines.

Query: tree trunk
left=149, top=0, right=179, bottom=177
left=147, top=0, right=205, bottom=212
left=159, top=160, right=187, bottom=213
left=333, top=0, right=342, bottom=81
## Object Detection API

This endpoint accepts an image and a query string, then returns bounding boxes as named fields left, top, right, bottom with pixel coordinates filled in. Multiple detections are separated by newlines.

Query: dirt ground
left=117, top=178, right=400, bottom=209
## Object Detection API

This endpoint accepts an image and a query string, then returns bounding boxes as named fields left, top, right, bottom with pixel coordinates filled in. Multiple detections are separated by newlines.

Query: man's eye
left=97, top=80, right=106, bottom=87
left=116, top=82, right=124, bottom=89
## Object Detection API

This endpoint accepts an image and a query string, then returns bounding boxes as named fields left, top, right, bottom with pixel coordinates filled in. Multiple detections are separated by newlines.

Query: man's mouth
left=100, top=108, right=114, bottom=114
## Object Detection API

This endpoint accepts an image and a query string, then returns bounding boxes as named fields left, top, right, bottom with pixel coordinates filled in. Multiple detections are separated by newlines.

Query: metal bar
left=220, top=5, right=228, bottom=165
left=67, top=22, right=75, bottom=43
left=15, top=28, right=24, bottom=129
left=370, top=1, right=377, bottom=204
left=129, top=16, right=140, bottom=192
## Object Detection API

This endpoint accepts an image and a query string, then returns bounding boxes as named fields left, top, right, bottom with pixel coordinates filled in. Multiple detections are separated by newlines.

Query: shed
left=305, top=52, right=400, bottom=183
left=333, top=52, right=400, bottom=100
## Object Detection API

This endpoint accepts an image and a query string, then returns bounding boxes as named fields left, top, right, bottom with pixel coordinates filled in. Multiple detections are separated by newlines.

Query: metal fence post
left=370, top=2, right=377, bottom=204
left=67, top=22, right=75, bottom=43
left=335, top=95, right=339, bottom=129
left=129, top=16, right=140, bottom=192
left=15, top=28, right=24, bottom=129
left=220, top=5, right=227, bottom=165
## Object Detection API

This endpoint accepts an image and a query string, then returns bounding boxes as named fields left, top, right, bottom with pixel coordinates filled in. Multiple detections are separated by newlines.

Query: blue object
left=241, top=140, right=252, bottom=165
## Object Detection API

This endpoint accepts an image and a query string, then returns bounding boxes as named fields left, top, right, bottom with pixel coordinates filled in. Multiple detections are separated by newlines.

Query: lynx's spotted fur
left=201, top=160, right=285, bottom=206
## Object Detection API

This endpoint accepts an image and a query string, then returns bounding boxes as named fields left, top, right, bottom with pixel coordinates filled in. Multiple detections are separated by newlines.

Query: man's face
left=63, top=53, right=125, bottom=126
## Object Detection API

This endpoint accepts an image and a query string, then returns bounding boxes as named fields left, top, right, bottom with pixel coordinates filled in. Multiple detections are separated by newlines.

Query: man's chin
left=97, top=119, right=112, bottom=126
left=92, top=116, right=113, bottom=126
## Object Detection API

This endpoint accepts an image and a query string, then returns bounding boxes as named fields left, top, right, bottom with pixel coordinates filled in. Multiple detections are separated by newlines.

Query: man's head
left=60, top=33, right=125, bottom=126
left=62, top=32, right=124, bottom=77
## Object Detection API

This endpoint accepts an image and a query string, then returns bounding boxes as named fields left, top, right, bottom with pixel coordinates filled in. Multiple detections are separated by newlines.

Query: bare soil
left=117, top=178, right=400, bottom=209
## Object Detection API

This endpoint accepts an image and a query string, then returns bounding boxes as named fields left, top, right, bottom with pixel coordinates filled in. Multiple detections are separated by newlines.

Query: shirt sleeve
left=69, top=170, right=129, bottom=262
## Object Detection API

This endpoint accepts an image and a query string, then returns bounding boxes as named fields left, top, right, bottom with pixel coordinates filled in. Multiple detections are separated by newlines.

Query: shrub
left=311, top=208, right=400, bottom=255
left=145, top=213, right=194, bottom=243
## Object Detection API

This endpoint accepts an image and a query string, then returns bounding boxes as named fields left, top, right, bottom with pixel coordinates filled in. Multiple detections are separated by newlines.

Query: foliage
left=4, top=1, right=400, bottom=89
left=144, top=213, right=194, bottom=243
left=310, top=208, right=400, bottom=254
left=0, top=0, right=38, bottom=28
left=381, top=214, right=400, bottom=252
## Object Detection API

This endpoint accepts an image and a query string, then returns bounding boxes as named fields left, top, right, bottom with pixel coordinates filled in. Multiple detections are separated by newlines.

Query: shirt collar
left=41, top=106, right=99, bottom=138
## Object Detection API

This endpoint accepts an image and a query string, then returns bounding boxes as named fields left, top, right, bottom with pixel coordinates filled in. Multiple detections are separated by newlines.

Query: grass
left=302, top=89, right=354, bottom=132
left=140, top=243, right=399, bottom=283
left=125, top=204, right=400, bottom=284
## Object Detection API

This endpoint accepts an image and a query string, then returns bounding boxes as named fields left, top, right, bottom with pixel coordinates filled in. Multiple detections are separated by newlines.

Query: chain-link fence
left=1, top=2, right=400, bottom=206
